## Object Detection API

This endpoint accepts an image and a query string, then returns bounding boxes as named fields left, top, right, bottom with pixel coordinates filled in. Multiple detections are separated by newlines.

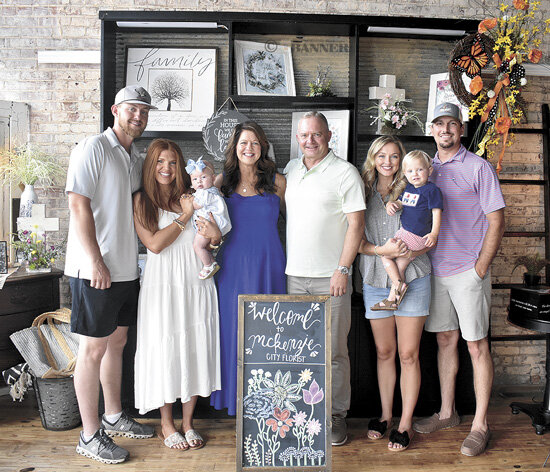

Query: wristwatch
left=337, top=265, right=350, bottom=275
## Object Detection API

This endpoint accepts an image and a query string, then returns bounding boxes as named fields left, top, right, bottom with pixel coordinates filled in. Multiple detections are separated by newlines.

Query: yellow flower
left=31, top=250, right=37, bottom=255
left=30, top=232, right=36, bottom=237
left=37, top=239, right=42, bottom=244
left=500, top=3, right=509, bottom=11
left=50, top=258, right=55, bottom=263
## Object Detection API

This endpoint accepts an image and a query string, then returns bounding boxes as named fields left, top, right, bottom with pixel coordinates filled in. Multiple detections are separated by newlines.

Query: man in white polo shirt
left=285, top=111, right=365, bottom=446
left=413, top=102, right=505, bottom=456
left=65, top=85, right=156, bottom=464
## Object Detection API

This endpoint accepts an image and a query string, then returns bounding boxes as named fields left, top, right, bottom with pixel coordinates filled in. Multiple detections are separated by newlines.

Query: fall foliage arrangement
left=449, top=0, right=550, bottom=173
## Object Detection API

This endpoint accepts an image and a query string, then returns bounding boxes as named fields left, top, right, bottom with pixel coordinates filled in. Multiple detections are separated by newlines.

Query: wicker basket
left=33, top=375, right=81, bottom=431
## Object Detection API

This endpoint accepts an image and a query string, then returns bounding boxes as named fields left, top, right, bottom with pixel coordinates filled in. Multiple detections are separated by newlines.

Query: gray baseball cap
left=432, top=102, right=462, bottom=123
left=114, top=85, right=157, bottom=109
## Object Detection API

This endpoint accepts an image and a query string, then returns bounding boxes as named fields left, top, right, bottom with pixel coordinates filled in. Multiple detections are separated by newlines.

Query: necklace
left=240, top=180, right=255, bottom=193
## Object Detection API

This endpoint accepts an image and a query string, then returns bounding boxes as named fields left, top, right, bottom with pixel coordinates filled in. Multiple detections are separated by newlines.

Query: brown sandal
left=393, top=280, right=408, bottom=307
left=371, top=298, right=398, bottom=311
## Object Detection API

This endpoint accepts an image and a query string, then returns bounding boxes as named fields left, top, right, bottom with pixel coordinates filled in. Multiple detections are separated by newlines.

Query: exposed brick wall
left=1, top=0, right=549, bottom=387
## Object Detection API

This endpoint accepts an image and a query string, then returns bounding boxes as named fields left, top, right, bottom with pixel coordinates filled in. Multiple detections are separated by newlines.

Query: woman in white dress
left=133, top=138, right=221, bottom=450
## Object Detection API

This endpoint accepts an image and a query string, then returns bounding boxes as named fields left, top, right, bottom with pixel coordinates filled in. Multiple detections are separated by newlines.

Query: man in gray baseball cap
left=114, top=84, right=157, bottom=109
left=65, top=84, right=155, bottom=463
left=413, top=100, right=505, bottom=457
left=431, top=102, right=463, bottom=124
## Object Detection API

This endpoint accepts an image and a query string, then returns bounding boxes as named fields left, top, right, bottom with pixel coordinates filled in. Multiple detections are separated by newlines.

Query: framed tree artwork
left=125, top=47, right=217, bottom=132
left=234, top=40, right=296, bottom=96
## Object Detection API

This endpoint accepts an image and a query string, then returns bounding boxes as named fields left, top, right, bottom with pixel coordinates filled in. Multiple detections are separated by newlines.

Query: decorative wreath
left=244, top=51, right=286, bottom=93
left=447, top=1, right=550, bottom=174
left=448, top=33, right=495, bottom=107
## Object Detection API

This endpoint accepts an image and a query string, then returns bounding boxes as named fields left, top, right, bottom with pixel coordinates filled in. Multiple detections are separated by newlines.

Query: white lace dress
left=134, top=209, right=221, bottom=414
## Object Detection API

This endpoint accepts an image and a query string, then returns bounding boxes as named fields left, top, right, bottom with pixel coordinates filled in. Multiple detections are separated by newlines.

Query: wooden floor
left=1, top=388, right=550, bottom=472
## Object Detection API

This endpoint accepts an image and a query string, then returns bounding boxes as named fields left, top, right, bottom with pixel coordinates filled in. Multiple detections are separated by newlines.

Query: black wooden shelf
left=500, top=179, right=544, bottom=185
left=229, top=95, right=354, bottom=108
left=139, top=131, right=203, bottom=140
left=491, top=334, right=546, bottom=342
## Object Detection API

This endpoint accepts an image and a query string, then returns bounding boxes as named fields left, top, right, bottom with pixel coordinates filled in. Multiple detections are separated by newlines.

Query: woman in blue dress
left=209, top=121, right=287, bottom=415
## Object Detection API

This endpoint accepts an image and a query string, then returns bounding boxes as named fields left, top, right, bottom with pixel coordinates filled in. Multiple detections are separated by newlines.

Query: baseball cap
left=114, top=85, right=157, bottom=109
left=432, top=102, right=462, bottom=123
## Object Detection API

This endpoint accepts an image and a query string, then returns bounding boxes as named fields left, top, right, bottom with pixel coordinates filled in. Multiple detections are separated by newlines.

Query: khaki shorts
left=425, top=267, right=491, bottom=341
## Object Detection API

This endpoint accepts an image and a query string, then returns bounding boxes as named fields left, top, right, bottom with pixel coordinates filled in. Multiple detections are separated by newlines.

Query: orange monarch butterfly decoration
left=451, top=33, right=489, bottom=78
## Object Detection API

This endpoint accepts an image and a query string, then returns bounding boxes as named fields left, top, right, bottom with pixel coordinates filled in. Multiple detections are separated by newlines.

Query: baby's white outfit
left=192, top=187, right=232, bottom=236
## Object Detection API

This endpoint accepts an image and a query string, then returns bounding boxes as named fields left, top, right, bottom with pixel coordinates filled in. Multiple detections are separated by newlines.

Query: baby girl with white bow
left=185, top=157, right=231, bottom=279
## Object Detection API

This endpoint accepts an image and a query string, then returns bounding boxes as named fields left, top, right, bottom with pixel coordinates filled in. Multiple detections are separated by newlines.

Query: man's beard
left=120, top=120, right=145, bottom=139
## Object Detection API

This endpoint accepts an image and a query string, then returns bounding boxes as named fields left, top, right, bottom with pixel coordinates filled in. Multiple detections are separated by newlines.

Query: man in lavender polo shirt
left=412, top=103, right=505, bottom=456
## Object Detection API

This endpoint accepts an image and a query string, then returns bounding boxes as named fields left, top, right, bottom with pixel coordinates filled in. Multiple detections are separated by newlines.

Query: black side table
left=508, top=286, right=550, bottom=435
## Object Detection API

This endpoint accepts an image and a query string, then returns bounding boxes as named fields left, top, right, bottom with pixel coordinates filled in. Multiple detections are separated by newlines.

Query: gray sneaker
left=76, top=429, right=129, bottom=464
left=101, top=412, right=155, bottom=439
left=332, top=415, right=348, bottom=446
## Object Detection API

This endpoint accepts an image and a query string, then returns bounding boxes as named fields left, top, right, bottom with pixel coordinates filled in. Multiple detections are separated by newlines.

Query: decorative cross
left=17, top=204, right=59, bottom=235
left=369, top=75, right=406, bottom=133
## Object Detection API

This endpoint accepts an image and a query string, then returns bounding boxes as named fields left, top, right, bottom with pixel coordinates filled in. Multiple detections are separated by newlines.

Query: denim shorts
left=70, top=277, right=139, bottom=338
left=363, top=274, right=431, bottom=320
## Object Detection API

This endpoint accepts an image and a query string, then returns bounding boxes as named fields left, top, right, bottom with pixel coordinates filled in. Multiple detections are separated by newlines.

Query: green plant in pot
left=0, top=144, right=64, bottom=217
left=513, top=253, right=550, bottom=287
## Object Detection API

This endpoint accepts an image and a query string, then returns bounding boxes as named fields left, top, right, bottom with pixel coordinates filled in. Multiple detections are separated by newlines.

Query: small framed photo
left=426, top=72, right=470, bottom=136
left=125, top=47, right=217, bottom=132
left=234, top=40, right=296, bottom=96
left=290, top=110, right=350, bottom=161
left=0, top=241, right=7, bottom=274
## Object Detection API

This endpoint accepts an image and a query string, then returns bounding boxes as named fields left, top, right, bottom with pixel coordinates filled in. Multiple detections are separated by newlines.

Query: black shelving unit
left=99, top=11, right=479, bottom=169
left=492, top=104, right=550, bottom=342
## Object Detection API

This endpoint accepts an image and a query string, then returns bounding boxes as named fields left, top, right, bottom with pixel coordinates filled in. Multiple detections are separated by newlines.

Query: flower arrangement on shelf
left=0, top=144, right=64, bottom=186
left=449, top=0, right=550, bottom=174
left=11, top=228, right=62, bottom=271
left=307, top=65, right=336, bottom=97
left=367, top=93, right=424, bottom=133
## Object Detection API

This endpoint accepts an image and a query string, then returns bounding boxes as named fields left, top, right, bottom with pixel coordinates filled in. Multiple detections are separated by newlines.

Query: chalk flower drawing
left=266, top=408, right=295, bottom=438
left=299, top=369, right=313, bottom=383
left=243, top=369, right=325, bottom=468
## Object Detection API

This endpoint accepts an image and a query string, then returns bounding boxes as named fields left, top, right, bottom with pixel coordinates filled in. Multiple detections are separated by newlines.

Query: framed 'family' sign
left=125, top=47, right=217, bottom=132
left=237, top=295, right=331, bottom=472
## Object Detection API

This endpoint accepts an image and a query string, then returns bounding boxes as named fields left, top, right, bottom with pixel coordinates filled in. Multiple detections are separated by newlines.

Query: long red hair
left=135, top=138, right=191, bottom=232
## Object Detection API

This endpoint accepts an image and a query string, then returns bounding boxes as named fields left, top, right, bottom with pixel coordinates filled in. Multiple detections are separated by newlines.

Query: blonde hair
left=361, top=136, right=407, bottom=204
left=402, top=150, right=432, bottom=171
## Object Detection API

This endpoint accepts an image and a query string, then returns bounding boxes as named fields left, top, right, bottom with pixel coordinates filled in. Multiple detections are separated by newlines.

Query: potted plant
left=366, top=93, right=424, bottom=135
left=0, top=144, right=64, bottom=217
left=11, top=229, right=62, bottom=272
left=513, top=253, right=550, bottom=287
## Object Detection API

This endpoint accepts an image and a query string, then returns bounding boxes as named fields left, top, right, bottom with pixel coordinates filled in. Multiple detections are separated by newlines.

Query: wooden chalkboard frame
left=237, top=294, right=332, bottom=472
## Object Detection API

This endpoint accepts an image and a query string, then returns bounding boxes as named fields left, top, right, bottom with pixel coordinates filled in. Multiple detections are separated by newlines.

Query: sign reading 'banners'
left=237, top=295, right=331, bottom=472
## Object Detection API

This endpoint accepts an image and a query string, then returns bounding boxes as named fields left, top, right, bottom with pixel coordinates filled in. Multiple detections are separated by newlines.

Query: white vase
left=19, top=184, right=38, bottom=217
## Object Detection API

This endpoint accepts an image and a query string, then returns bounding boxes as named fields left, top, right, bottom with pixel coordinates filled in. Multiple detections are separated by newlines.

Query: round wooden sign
left=202, top=109, right=250, bottom=161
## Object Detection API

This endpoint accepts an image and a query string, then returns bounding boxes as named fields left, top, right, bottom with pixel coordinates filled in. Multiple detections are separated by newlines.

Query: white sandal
left=198, top=262, right=220, bottom=280
left=163, top=431, right=189, bottom=450
left=184, top=429, right=205, bottom=450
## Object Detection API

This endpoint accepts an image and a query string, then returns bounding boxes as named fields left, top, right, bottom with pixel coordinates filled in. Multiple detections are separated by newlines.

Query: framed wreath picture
left=234, top=40, right=296, bottom=96
left=125, top=47, right=217, bottom=132
left=425, top=72, right=470, bottom=136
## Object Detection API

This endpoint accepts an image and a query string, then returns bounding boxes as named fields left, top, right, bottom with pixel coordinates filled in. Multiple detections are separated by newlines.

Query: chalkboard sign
left=237, top=295, right=331, bottom=472
left=202, top=108, right=250, bottom=161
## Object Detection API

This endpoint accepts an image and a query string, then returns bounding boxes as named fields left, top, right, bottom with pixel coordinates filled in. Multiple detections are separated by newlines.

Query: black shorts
left=69, top=277, right=140, bottom=338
